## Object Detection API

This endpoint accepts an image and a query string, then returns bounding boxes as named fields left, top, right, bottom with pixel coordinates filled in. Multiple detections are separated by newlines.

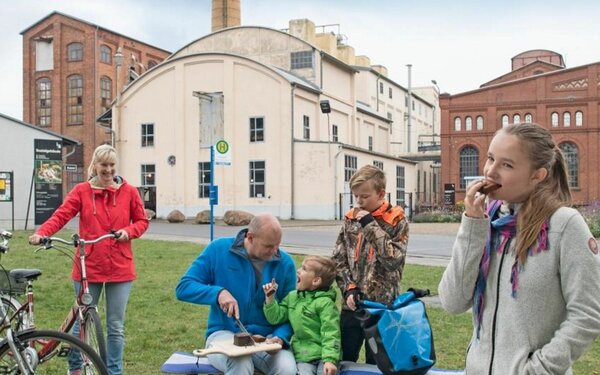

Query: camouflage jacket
left=333, top=201, right=409, bottom=308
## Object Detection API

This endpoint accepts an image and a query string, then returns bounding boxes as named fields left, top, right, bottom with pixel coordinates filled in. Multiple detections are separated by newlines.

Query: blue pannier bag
left=357, top=288, right=435, bottom=375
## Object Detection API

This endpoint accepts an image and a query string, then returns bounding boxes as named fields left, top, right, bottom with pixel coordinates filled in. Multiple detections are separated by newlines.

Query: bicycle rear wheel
left=0, top=329, right=108, bottom=374
left=83, top=308, right=107, bottom=363
left=0, top=296, right=29, bottom=332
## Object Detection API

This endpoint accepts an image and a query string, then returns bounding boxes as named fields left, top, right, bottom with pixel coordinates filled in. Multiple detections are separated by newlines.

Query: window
left=388, top=87, right=392, bottom=99
left=551, top=112, right=559, bottom=127
left=198, top=162, right=211, bottom=198
left=141, top=164, right=155, bottom=186
left=36, top=78, right=51, bottom=126
left=501, top=114, right=509, bottom=127
left=67, top=75, right=83, bottom=125
left=513, top=114, right=521, bottom=124
left=141, top=123, right=154, bottom=147
left=454, top=117, right=461, bottom=131
left=379, top=82, right=383, bottom=94
left=563, top=112, right=571, bottom=127
left=525, top=113, right=533, bottom=123
left=250, top=117, right=264, bottom=142
left=368, top=136, right=373, bottom=151
left=476, top=115, right=484, bottom=130
left=373, top=160, right=383, bottom=170
left=575, top=111, right=583, bottom=126
left=344, top=155, right=357, bottom=182
left=290, top=51, right=313, bottom=69
left=459, top=146, right=479, bottom=189
left=332, top=124, right=338, bottom=142
left=465, top=116, right=472, bottom=131
left=148, top=60, right=157, bottom=69
left=100, top=76, right=112, bottom=112
left=303, top=115, right=310, bottom=140
left=67, top=42, right=83, bottom=61
left=559, top=142, right=578, bottom=188
left=396, top=166, right=405, bottom=206
left=249, top=161, right=266, bottom=198
left=100, top=45, right=111, bottom=64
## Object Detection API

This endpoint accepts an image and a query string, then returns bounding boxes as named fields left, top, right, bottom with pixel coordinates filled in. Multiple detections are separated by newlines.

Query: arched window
left=513, top=114, right=521, bottom=124
left=501, top=114, right=509, bottom=127
left=454, top=117, right=462, bottom=131
left=67, top=42, right=83, bottom=61
left=100, top=76, right=112, bottom=112
left=476, top=115, right=484, bottom=130
left=551, top=112, right=559, bottom=127
left=559, top=142, right=578, bottom=188
left=575, top=111, right=583, bottom=126
left=148, top=60, right=157, bottom=69
left=465, top=116, right=472, bottom=131
left=100, top=45, right=111, bottom=64
left=36, top=78, right=51, bottom=126
left=563, top=112, right=571, bottom=127
left=459, top=146, right=479, bottom=189
left=524, top=113, right=533, bottom=123
left=67, top=75, right=83, bottom=124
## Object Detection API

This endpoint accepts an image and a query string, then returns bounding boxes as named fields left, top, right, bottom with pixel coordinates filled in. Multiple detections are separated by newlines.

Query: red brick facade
left=440, top=50, right=600, bottom=206
left=21, top=12, right=170, bottom=189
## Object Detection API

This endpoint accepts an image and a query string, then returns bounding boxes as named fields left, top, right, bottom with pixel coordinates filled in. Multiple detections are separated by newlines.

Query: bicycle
left=10, top=232, right=121, bottom=365
left=0, top=229, right=109, bottom=374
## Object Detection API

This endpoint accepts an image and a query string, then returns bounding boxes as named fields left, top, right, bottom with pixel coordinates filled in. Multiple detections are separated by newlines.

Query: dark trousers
left=340, top=310, right=375, bottom=365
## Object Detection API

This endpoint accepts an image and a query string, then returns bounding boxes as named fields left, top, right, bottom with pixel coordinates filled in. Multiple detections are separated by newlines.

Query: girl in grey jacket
left=439, top=123, right=600, bottom=375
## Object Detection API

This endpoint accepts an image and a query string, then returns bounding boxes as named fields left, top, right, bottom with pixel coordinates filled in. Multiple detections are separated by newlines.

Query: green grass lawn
left=2, top=230, right=599, bottom=374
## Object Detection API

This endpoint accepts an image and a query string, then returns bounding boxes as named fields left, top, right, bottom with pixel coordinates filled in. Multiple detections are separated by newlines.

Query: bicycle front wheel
left=0, top=329, right=108, bottom=374
left=83, top=308, right=107, bottom=363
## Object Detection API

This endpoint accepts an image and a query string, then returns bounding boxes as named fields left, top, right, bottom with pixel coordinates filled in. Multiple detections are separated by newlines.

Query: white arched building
left=111, top=25, right=424, bottom=219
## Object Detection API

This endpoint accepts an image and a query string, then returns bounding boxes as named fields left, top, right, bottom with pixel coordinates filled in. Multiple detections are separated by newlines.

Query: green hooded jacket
left=263, top=287, right=340, bottom=364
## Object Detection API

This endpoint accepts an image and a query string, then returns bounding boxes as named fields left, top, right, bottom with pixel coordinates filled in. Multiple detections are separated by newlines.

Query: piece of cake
left=233, top=332, right=253, bottom=346
left=478, top=180, right=502, bottom=195
left=252, top=335, right=266, bottom=343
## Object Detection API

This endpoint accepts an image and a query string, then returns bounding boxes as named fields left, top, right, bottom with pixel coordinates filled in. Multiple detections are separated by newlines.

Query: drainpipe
left=376, top=72, right=381, bottom=112
left=290, top=83, right=297, bottom=219
left=319, top=50, right=324, bottom=90
left=406, top=64, right=412, bottom=153
left=333, top=144, right=343, bottom=219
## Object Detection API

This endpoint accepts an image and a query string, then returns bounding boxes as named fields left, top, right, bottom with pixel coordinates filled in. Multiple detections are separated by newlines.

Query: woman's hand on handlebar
left=29, top=234, right=43, bottom=245
left=114, top=229, right=129, bottom=242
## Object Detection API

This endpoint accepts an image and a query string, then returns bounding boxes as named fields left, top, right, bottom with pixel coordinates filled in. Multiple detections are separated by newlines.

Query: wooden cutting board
left=193, top=338, right=282, bottom=358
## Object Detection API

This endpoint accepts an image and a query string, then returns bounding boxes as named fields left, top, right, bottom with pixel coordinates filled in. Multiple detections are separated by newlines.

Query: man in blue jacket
left=176, top=213, right=297, bottom=375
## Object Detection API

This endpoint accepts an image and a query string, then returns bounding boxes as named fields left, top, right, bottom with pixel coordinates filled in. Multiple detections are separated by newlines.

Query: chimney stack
left=212, top=0, right=241, bottom=32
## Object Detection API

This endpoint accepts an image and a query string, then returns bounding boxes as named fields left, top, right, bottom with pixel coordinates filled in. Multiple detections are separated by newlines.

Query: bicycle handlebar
left=39, top=232, right=121, bottom=249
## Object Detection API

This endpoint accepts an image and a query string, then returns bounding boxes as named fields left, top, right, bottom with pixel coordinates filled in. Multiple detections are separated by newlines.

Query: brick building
left=21, top=11, right=170, bottom=191
left=440, top=50, right=600, bottom=205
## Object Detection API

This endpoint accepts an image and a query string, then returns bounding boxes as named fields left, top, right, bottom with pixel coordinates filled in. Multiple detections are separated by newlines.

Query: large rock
left=145, top=209, right=156, bottom=220
left=195, top=210, right=211, bottom=224
left=223, top=210, right=254, bottom=226
left=167, top=209, right=186, bottom=223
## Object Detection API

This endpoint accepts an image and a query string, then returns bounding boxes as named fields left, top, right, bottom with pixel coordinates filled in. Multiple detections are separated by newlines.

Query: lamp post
left=320, top=100, right=332, bottom=165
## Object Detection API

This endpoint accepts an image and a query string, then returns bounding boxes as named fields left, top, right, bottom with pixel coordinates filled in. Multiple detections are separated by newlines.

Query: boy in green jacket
left=263, top=256, right=340, bottom=375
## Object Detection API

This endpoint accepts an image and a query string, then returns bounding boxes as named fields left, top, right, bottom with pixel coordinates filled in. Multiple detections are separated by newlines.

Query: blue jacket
left=176, top=229, right=297, bottom=342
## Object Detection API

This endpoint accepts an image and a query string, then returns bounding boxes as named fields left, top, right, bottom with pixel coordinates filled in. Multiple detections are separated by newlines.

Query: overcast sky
left=1, top=0, right=599, bottom=120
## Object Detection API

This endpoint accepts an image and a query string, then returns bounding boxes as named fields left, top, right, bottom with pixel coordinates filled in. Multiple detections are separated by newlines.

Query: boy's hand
left=323, top=362, right=337, bottom=375
left=262, top=278, right=278, bottom=304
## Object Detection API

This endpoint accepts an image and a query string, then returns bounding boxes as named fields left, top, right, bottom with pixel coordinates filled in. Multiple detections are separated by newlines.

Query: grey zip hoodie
left=439, top=206, right=600, bottom=375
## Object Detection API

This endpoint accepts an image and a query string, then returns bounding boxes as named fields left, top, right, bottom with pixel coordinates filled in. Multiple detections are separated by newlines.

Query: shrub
left=580, top=201, right=600, bottom=238
left=412, top=211, right=461, bottom=223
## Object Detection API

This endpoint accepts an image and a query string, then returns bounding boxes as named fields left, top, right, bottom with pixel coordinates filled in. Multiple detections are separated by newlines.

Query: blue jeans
left=205, top=330, right=296, bottom=375
left=69, top=281, right=132, bottom=375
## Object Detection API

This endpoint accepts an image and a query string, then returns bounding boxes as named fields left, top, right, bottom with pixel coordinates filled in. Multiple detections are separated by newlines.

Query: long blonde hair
left=87, top=144, right=117, bottom=179
left=501, top=124, right=571, bottom=264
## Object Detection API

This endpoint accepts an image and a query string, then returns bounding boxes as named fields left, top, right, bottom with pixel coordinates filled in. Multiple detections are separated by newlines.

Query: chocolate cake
left=233, top=332, right=253, bottom=346
left=478, top=180, right=501, bottom=195
left=252, top=335, right=266, bottom=343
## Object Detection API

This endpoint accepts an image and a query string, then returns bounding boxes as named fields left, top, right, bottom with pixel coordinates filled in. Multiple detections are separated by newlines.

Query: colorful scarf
left=473, top=200, right=549, bottom=339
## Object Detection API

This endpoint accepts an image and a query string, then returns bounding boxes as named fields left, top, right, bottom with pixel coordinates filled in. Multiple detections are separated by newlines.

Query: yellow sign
left=215, top=140, right=231, bottom=166
left=216, top=140, right=229, bottom=154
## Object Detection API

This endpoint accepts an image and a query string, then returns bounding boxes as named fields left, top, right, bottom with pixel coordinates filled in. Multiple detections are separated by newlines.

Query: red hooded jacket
left=36, top=177, right=149, bottom=282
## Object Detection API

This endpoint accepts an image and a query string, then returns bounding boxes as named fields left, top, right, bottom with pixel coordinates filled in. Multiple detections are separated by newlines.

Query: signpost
left=34, top=139, right=63, bottom=225
left=444, top=183, right=455, bottom=207
left=0, top=171, right=14, bottom=231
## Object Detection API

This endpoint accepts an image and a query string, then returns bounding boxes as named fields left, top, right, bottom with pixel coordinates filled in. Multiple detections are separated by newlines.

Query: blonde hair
left=500, top=123, right=571, bottom=264
left=349, top=165, right=386, bottom=192
left=303, top=256, right=336, bottom=288
left=87, top=144, right=117, bottom=178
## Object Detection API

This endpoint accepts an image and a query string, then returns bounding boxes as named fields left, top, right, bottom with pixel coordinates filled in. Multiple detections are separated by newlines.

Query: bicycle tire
left=0, top=329, right=108, bottom=374
left=0, top=295, right=29, bottom=332
left=83, top=308, right=107, bottom=364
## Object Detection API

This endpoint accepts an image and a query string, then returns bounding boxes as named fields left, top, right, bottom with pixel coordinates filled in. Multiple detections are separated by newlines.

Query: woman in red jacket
left=29, top=144, right=149, bottom=375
